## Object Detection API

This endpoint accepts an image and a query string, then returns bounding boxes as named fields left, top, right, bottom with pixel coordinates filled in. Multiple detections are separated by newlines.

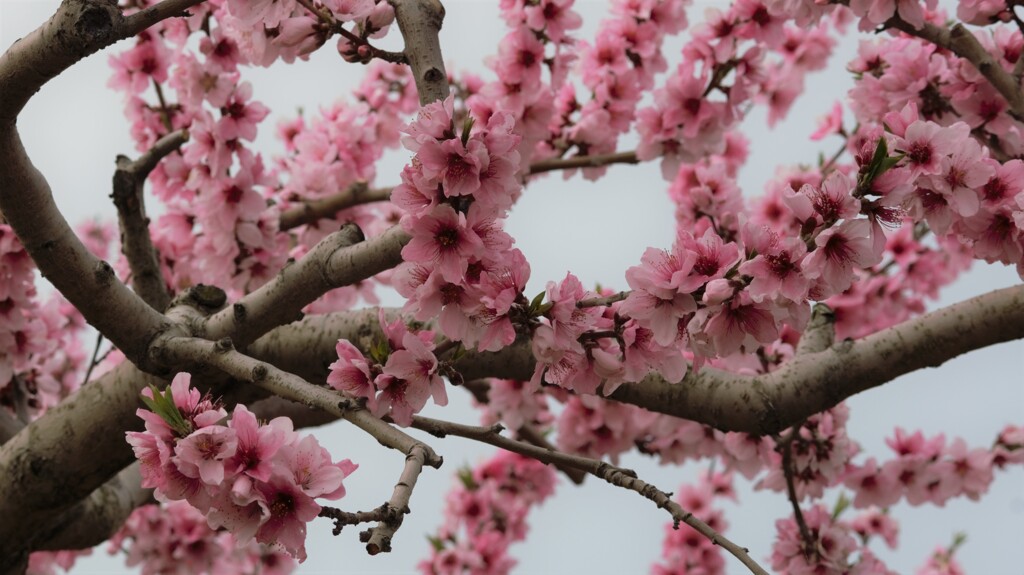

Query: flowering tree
left=1, top=0, right=1023, bottom=573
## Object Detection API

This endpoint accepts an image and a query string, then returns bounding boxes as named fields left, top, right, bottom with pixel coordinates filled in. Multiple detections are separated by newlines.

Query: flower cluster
left=221, top=0, right=396, bottom=66
left=542, top=0, right=689, bottom=179
left=843, top=426, right=1004, bottom=509
left=126, top=373, right=356, bottom=561
left=392, top=97, right=531, bottom=353
left=0, top=224, right=93, bottom=421
left=327, top=311, right=447, bottom=426
left=106, top=501, right=295, bottom=575
left=771, top=503, right=895, bottom=574
left=636, top=1, right=843, bottom=178
left=418, top=451, right=556, bottom=575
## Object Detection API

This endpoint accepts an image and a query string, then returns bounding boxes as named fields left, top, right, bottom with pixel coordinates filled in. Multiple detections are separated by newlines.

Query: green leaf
left=427, top=535, right=445, bottom=552
left=529, top=290, right=546, bottom=312
left=141, top=384, right=192, bottom=436
left=460, top=116, right=475, bottom=146
left=831, top=492, right=851, bottom=521
left=457, top=467, right=478, bottom=491
left=369, top=336, right=390, bottom=365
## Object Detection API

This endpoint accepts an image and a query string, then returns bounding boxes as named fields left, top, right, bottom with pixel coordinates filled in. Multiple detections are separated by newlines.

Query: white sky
left=1, top=1, right=1022, bottom=574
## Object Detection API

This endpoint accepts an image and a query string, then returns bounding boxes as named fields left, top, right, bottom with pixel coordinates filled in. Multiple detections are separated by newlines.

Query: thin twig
left=778, top=425, right=816, bottom=560
left=528, top=151, right=640, bottom=176
left=151, top=79, right=173, bottom=133
left=461, top=379, right=586, bottom=484
left=319, top=503, right=392, bottom=535
left=577, top=291, right=628, bottom=308
left=81, top=331, right=106, bottom=387
left=295, top=0, right=407, bottom=63
left=410, top=415, right=770, bottom=575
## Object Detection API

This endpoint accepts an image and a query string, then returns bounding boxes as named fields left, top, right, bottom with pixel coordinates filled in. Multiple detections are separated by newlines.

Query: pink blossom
left=897, top=121, right=970, bottom=178
left=254, top=474, right=322, bottom=562
left=401, top=205, right=484, bottom=282
left=417, top=137, right=490, bottom=197
left=174, top=426, right=239, bottom=485
left=844, top=457, right=901, bottom=508
left=227, top=404, right=292, bottom=482
left=803, top=219, right=884, bottom=297
left=327, top=340, right=378, bottom=409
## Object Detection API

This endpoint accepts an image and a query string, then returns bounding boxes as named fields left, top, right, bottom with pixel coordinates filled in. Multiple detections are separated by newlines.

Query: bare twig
left=360, top=444, right=430, bottom=554
left=278, top=182, right=392, bottom=231
left=319, top=503, right=392, bottom=535
left=81, top=331, right=106, bottom=388
left=461, top=379, right=586, bottom=484
left=410, top=416, right=770, bottom=575
left=528, top=151, right=640, bottom=176
left=778, top=426, right=816, bottom=559
left=112, top=129, right=187, bottom=310
left=577, top=291, right=629, bottom=308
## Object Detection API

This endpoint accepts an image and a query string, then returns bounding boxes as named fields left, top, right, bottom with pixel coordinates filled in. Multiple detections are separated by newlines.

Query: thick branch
left=0, top=363, right=163, bottom=570
left=34, top=463, right=152, bottom=552
left=203, top=224, right=366, bottom=348
left=389, top=0, right=448, bottom=105
left=113, top=129, right=187, bottom=310
left=410, top=416, right=769, bottom=575
left=0, top=0, right=202, bottom=364
left=607, top=284, right=1024, bottom=434
left=278, top=183, right=392, bottom=231
left=256, top=285, right=1024, bottom=436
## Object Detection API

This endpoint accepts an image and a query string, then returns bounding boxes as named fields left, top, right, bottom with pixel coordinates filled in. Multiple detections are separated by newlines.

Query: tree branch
left=778, top=427, right=816, bottom=560
left=319, top=503, right=392, bottom=535
left=113, top=129, right=187, bottom=310
left=528, top=151, right=640, bottom=176
left=255, top=285, right=1024, bottom=436
left=0, top=363, right=164, bottom=570
left=461, top=379, right=586, bottom=485
left=158, top=335, right=442, bottom=467
left=278, top=182, right=392, bottom=231
left=360, top=444, right=429, bottom=554
left=203, top=223, right=366, bottom=348
left=33, top=463, right=152, bottom=552
left=389, top=0, right=448, bottom=105
left=0, top=0, right=202, bottom=365
left=410, top=416, right=769, bottom=575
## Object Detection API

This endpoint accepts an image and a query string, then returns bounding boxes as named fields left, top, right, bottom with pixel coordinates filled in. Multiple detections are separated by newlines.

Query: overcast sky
left=1, top=1, right=1022, bottom=574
